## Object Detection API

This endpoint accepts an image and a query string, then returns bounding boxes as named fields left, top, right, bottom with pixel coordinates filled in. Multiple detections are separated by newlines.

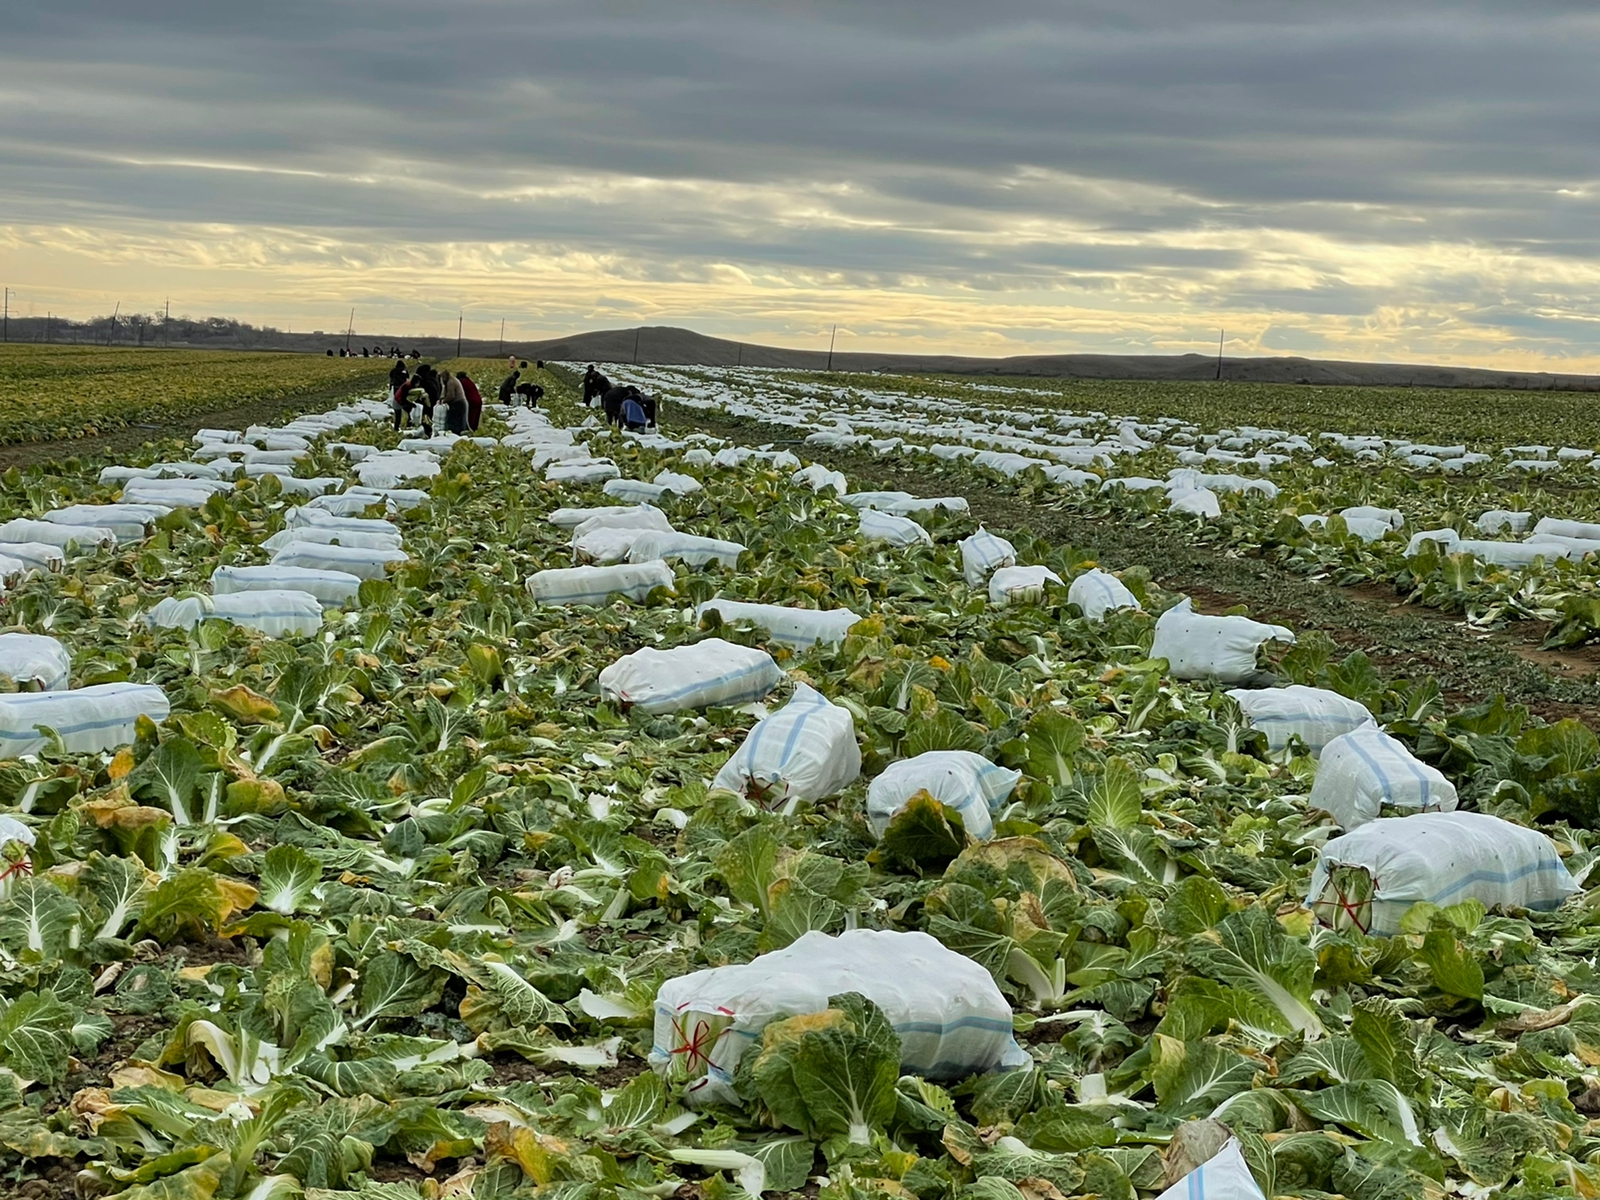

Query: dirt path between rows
left=672, top=408, right=1600, bottom=724
left=0, top=381, right=381, bottom=473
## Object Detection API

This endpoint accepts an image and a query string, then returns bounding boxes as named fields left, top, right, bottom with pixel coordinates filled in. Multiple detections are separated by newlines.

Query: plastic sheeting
left=1308, top=724, right=1457, bottom=830
left=711, top=682, right=860, bottom=811
left=867, top=750, right=1022, bottom=842
left=0, top=634, right=72, bottom=691
left=527, top=561, right=677, bottom=606
left=1067, top=569, right=1141, bottom=621
left=695, top=600, right=862, bottom=648
left=0, top=682, right=170, bottom=758
left=211, top=565, right=363, bottom=608
left=144, top=590, right=324, bottom=637
left=1151, top=599, right=1295, bottom=683
left=1226, top=685, right=1374, bottom=755
left=598, top=638, right=783, bottom=714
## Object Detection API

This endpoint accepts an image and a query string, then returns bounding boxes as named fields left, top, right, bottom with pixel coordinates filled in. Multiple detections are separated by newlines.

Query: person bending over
left=460, top=372, right=484, bottom=431
left=621, top=394, right=650, bottom=432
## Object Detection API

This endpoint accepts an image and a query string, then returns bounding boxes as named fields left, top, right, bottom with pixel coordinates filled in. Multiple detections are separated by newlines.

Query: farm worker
left=497, top=366, right=520, bottom=406
left=515, top=382, right=545, bottom=406
left=389, top=361, right=414, bottom=431
left=583, top=366, right=612, bottom=408
left=621, top=395, right=649, bottom=432
left=459, top=372, right=484, bottom=431
left=416, top=365, right=441, bottom=438
left=641, top=391, right=659, bottom=428
left=442, top=371, right=469, bottom=434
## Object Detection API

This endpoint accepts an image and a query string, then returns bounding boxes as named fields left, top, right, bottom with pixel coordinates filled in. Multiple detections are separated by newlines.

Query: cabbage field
left=1, top=359, right=1600, bottom=1200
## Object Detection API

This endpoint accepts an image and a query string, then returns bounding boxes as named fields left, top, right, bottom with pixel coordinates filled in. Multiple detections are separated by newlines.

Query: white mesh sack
left=572, top=526, right=649, bottom=565
left=712, top=682, right=860, bottom=811
left=652, top=470, right=703, bottom=495
left=0, top=635, right=72, bottom=691
left=1306, top=811, right=1577, bottom=937
left=867, top=750, right=1022, bottom=842
left=283, top=509, right=396, bottom=536
left=358, top=453, right=441, bottom=488
left=345, top=486, right=428, bottom=511
left=1476, top=510, right=1532, bottom=535
left=598, top=638, right=782, bottom=714
left=792, top=464, right=848, bottom=495
left=261, top=526, right=403, bottom=553
left=988, top=565, right=1062, bottom=606
left=1405, top=528, right=1459, bottom=556
left=1067, top=569, right=1142, bottom=621
left=551, top=504, right=671, bottom=533
left=859, top=509, right=932, bottom=548
left=0, top=544, right=64, bottom=573
left=211, top=565, right=363, bottom=608
left=527, top=561, right=676, bottom=606
left=241, top=448, right=309, bottom=466
left=0, top=520, right=115, bottom=552
left=1168, top=487, right=1222, bottom=519
left=44, top=505, right=169, bottom=542
left=603, top=479, right=672, bottom=504
left=1340, top=505, right=1404, bottom=530
left=959, top=528, right=1017, bottom=588
left=1534, top=518, right=1600, bottom=541
left=546, top=460, right=620, bottom=486
left=842, top=491, right=914, bottom=511
left=0, top=683, right=170, bottom=758
left=270, top=542, right=408, bottom=581
left=143, top=590, right=324, bottom=637
left=1153, top=1139, right=1266, bottom=1200
left=649, top=929, right=1025, bottom=1107
left=1151, top=599, right=1294, bottom=683
left=889, top=496, right=970, bottom=515
left=305, top=493, right=385, bottom=517
left=1226, top=685, right=1374, bottom=755
left=627, top=532, right=746, bottom=569
left=695, top=600, right=862, bottom=648
left=1308, top=724, right=1457, bottom=830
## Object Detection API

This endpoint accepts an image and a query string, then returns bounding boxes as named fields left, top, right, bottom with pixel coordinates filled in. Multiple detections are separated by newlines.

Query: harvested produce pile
left=0, top=345, right=387, bottom=445
left=0, top=367, right=1599, bottom=1199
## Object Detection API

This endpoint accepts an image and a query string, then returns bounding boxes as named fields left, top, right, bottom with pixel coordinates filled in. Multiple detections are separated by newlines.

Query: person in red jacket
left=458, top=372, right=484, bottom=431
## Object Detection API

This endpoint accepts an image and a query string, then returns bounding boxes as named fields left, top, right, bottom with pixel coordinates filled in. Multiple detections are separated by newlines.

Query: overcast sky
left=1, top=1, right=1596, bottom=366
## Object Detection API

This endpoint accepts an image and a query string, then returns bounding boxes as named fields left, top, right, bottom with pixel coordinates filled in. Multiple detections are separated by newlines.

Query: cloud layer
left=2, top=1, right=1597, bottom=366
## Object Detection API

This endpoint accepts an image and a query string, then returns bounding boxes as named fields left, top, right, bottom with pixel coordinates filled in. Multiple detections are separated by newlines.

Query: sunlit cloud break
left=0, top=1, right=1597, bottom=369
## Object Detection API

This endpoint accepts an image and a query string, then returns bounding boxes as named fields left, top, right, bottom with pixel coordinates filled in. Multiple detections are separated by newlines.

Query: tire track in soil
left=671, top=409, right=1600, bottom=726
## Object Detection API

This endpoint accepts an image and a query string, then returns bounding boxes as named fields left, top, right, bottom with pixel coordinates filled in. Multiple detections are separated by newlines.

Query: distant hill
left=523, top=326, right=1600, bottom=391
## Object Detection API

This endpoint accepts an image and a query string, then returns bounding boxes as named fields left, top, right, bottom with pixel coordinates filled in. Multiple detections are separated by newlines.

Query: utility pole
left=826, top=324, right=837, bottom=371
left=345, top=308, right=355, bottom=353
left=632, top=326, right=642, bottom=365
left=164, top=298, right=170, bottom=347
left=736, top=343, right=743, bottom=367
left=456, top=311, right=463, bottom=359
left=107, top=302, right=120, bottom=346
left=2, top=288, right=8, bottom=343
left=1215, top=328, right=1224, bottom=381
left=498, top=317, right=505, bottom=357
left=44, top=312, right=50, bottom=343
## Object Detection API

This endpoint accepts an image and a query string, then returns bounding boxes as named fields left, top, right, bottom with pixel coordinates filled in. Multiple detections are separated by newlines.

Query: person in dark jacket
left=442, top=371, right=469, bottom=434
left=416, top=365, right=441, bottom=437
left=498, top=368, right=520, bottom=405
left=514, top=382, right=545, bottom=406
left=601, top=383, right=641, bottom=427
left=583, top=366, right=612, bottom=408
left=389, top=366, right=414, bottom=432
left=459, top=372, right=484, bottom=431
left=620, top=394, right=649, bottom=432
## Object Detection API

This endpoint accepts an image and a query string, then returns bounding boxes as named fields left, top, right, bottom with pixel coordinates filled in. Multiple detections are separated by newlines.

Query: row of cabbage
left=0, top=371, right=1598, bottom=1197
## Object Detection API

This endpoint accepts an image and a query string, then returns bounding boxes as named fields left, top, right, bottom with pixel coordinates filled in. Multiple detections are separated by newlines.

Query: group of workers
left=386, top=359, right=658, bottom=437
left=387, top=360, right=485, bottom=435
left=581, top=365, right=658, bottom=432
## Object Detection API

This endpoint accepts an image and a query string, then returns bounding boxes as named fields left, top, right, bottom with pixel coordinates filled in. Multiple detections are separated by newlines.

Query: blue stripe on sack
left=776, top=690, right=828, bottom=766
left=1426, top=859, right=1571, bottom=904
left=1345, top=731, right=1434, bottom=805
left=0, top=713, right=149, bottom=740
left=893, top=1016, right=1016, bottom=1035
left=638, top=663, right=778, bottom=706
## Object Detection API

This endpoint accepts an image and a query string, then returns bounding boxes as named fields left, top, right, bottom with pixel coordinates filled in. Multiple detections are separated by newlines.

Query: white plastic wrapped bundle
left=258, top=474, right=343, bottom=498
left=261, top=526, right=403, bottom=553
left=1533, top=518, right=1600, bottom=541
left=192, top=443, right=247, bottom=462
left=1309, top=724, right=1457, bottom=830
left=1306, top=812, right=1576, bottom=936
left=1043, top=466, right=1101, bottom=487
left=211, top=565, right=363, bottom=608
left=651, top=929, right=1025, bottom=1105
left=1476, top=510, right=1532, bottom=535
left=603, top=479, right=672, bottom=504
left=1168, top=487, right=1221, bottom=518
left=572, top=525, right=649, bottom=564
left=194, top=428, right=241, bottom=444
left=1523, top=534, right=1600, bottom=560
left=712, top=683, right=860, bottom=810
left=652, top=470, right=702, bottom=495
left=283, top=509, right=397, bottom=535
left=0, top=519, right=115, bottom=552
left=1101, top=476, right=1166, bottom=493
left=1456, top=539, right=1578, bottom=567
left=120, top=479, right=232, bottom=509
left=842, top=491, right=914, bottom=510
left=792, top=464, right=848, bottom=495
left=1226, top=685, right=1374, bottom=755
left=1153, top=1140, right=1266, bottom=1200
left=1151, top=598, right=1294, bottom=683
left=547, top=460, right=620, bottom=485
left=0, top=683, right=170, bottom=757
left=143, top=590, right=324, bottom=637
left=100, top=461, right=223, bottom=484
left=598, top=638, right=782, bottom=714
left=241, top=448, right=309, bottom=466
left=247, top=431, right=311, bottom=452
left=0, top=544, right=64, bottom=574
left=358, top=453, right=441, bottom=488
left=973, top=451, right=1047, bottom=476
left=866, top=750, right=1022, bottom=841
left=1341, top=505, right=1404, bottom=530
left=269, top=542, right=408, bottom=580
left=344, top=486, right=429, bottom=511
left=44, top=504, right=169, bottom=542
left=887, top=496, right=969, bottom=515
left=958, top=528, right=1017, bottom=587
left=988, top=565, right=1062, bottom=606
left=0, top=635, right=71, bottom=691
left=397, top=437, right=452, bottom=453
left=627, top=532, right=746, bottom=569
left=326, top=442, right=377, bottom=462
left=551, top=504, right=670, bottom=532
left=1405, top=528, right=1459, bottom=556
left=695, top=600, right=861, bottom=648
left=682, top=448, right=715, bottom=468
left=527, top=561, right=676, bottom=606
left=306, top=492, right=383, bottom=517
left=859, top=509, right=932, bottom=548
left=1067, top=569, right=1142, bottom=620
left=1509, top=459, right=1560, bottom=473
